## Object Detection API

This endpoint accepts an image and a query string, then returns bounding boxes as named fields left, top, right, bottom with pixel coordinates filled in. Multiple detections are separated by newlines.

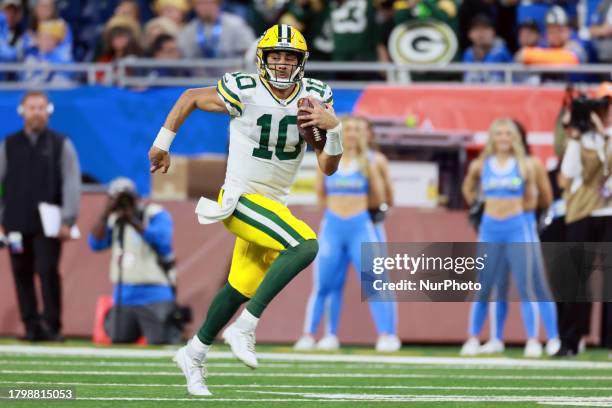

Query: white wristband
left=324, top=122, right=343, bottom=156
left=153, top=127, right=176, bottom=152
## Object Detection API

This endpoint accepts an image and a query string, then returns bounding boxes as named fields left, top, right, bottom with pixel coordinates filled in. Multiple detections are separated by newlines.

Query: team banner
left=361, top=242, right=612, bottom=302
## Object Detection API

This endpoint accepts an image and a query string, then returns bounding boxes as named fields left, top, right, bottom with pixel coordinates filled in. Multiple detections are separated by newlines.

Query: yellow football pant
left=219, top=191, right=316, bottom=298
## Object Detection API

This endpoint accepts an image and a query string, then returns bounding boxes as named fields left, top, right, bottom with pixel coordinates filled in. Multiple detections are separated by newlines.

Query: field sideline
left=0, top=341, right=611, bottom=407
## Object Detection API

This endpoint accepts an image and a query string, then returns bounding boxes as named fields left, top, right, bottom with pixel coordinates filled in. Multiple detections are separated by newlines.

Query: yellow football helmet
left=256, top=24, right=309, bottom=89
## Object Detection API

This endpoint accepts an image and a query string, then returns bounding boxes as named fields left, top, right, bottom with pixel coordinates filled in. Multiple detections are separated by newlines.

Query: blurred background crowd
left=0, top=0, right=611, bottom=86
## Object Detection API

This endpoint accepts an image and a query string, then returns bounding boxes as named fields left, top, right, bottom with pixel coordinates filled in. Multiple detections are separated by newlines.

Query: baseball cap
left=2, top=0, right=21, bottom=8
left=545, top=6, right=569, bottom=26
left=108, top=177, right=137, bottom=196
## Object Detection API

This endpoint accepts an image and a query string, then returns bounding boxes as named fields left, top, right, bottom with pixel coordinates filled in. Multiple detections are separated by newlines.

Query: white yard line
left=2, top=369, right=612, bottom=381
left=1, top=380, right=611, bottom=392
left=0, top=395, right=605, bottom=405
left=2, top=344, right=612, bottom=369
left=0, top=360, right=294, bottom=368
left=1, top=359, right=610, bottom=372
left=241, top=390, right=612, bottom=403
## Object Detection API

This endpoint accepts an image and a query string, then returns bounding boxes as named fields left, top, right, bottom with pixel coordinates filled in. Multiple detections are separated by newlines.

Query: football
left=297, top=97, right=327, bottom=150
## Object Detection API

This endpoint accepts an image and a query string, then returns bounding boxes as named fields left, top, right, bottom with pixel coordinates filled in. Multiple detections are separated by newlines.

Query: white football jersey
left=216, top=72, right=333, bottom=205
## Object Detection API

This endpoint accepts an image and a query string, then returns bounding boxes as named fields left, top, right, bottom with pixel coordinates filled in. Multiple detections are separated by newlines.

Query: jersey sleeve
left=322, top=82, right=333, bottom=106
left=216, top=73, right=245, bottom=117
left=304, top=78, right=334, bottom=106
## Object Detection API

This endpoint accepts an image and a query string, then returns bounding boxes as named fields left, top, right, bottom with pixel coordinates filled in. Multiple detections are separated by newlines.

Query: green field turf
left=0, top=340, right=611, bottom=407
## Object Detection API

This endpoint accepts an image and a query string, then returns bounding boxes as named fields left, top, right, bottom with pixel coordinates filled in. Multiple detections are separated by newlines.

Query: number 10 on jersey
left=252, top=114, right=303, bottom=161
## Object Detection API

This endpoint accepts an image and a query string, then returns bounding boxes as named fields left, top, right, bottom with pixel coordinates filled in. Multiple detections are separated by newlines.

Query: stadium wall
left=0, top=194, right=601, bottom=345
left=0, top=85, right=563, bottom=195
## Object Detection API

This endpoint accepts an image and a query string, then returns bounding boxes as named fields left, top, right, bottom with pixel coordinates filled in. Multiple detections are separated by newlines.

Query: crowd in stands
left=0, top=0, right=611, bottom=85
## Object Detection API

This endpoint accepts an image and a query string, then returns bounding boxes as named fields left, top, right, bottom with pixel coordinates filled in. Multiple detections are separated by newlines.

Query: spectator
left=152, top=0, right=190, bottom=28
left=2, top=0, right=24, bottom=53
left=247, top=0, right=290, bottom=36
left=96, top=15, right=142, bottom=64
left=518, top=19, right=541, bottom=48
left=514, top=20, right=542, bottom=84
left=178, top=0, right=255, bottom=59
left=22, top=0, right=73, bottom=63
left=516, top=6, right=587, bottom=82
left=151, top=33, right=180, bottom=59
left=459, top=0, right=519, bottom=53
left=147, top=33, right=190, bottom=78
left=22, top=19, right=74, bottom=85
left=281, top=0, right=332, bottom=61
left=462, top=14, right=512, bottom=83
left=143, top=16, right=180, bottom=51
left=88, top=177, right=182, bottom=345
left=0, top=5, right=18, bottom=65
left=589, top=0, right=612, bottom=62
left=329, top=0, right=385, bottom=64
left=326, top=0, right=390, bottom=80
left=115, top=0, right=141, bottom=24
left=0, top=91, right=81, bottom=342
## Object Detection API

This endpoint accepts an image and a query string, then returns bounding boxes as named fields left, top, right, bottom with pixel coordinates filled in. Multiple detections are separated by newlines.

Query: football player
left=148, top=24, right=343, bottom=396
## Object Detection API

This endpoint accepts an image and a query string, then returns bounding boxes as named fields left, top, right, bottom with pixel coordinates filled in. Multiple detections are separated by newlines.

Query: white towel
left=195, top=189, right=242, bottom=225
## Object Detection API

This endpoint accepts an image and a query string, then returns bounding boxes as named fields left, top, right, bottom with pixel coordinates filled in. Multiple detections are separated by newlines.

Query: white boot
left=376, top=335, right=401, bottom=352
left=173, top=345, right=212, bottom=396
left=316, top=335, right=339, bottom=351
left=479, top=339, right=505, bottom=354
left=524, top=338, right=543, bottom=358
left=545, top=338, right=561, bottom=356
left=294, top=335, right=316, bottom=351
left=222, top=324, right=258, bottom=369
left=460, top=337, right=480, bottom=356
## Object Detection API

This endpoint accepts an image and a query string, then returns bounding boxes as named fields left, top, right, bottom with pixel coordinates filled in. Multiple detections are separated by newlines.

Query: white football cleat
left=375, top=335, right=401, bottom=352
left=294, top=335, right=316, bottom=351
left=460, top=337, right=480, bottom=356
left=524, top=338, right=543, bottom=358
left=222, top=324, right=258, bottom=369
left=545, top=338, right=561, bottom=356
left=173, top=346, right=212, bottom=396
left=479, top=339, right=505, bottom=354
left=316, top=335, right=339, bottom=351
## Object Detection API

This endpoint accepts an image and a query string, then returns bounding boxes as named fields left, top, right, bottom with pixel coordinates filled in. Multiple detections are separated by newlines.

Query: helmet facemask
left=257, top=49, right=307, bottom=90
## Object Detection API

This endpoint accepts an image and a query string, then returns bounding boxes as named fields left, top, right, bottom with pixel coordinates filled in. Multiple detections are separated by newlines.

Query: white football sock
left=187, top=335, right=210, bottom=359
left=234, top=309, right=259, bottom=332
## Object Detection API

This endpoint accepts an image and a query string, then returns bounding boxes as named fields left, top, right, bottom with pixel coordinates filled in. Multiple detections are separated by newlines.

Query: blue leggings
left=468, top=213, right=554, bottom=339
left=303, top=210, right=397, bottom=336
left=489, top=212, right=558, bottom=341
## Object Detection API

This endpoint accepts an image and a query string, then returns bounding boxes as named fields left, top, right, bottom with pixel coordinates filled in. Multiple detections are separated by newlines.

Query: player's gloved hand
left=149, top=146, right=171, bottom=174
left=298, top=97, right=339, bottom=130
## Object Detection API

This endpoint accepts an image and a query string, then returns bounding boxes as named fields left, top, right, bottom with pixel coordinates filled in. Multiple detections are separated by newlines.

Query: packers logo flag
left=388, top=20, right=458, bottom=64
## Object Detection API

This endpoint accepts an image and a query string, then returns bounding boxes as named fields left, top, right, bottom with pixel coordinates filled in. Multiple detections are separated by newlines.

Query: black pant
left=9, top=234, right=62, bottom=334
left=104, top=302, right=181, bottom=345
left=561, top=216, right=612, bottom=351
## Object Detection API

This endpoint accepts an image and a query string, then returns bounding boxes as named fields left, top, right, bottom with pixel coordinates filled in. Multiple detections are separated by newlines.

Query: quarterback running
left=148, top=24, right=343, bottom=396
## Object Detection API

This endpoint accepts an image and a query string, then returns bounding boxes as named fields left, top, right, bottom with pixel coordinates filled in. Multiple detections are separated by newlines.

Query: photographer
left=88, top=177, right=185, bottom=345
left=557, top=82, right=612, bottom=356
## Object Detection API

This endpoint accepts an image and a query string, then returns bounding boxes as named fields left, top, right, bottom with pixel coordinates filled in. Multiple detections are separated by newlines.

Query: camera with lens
left=167, top=304, right=193, bottom=329
left=114, top=192, right=136, bottom=212
left=570, top=94, right=610, bottom=132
